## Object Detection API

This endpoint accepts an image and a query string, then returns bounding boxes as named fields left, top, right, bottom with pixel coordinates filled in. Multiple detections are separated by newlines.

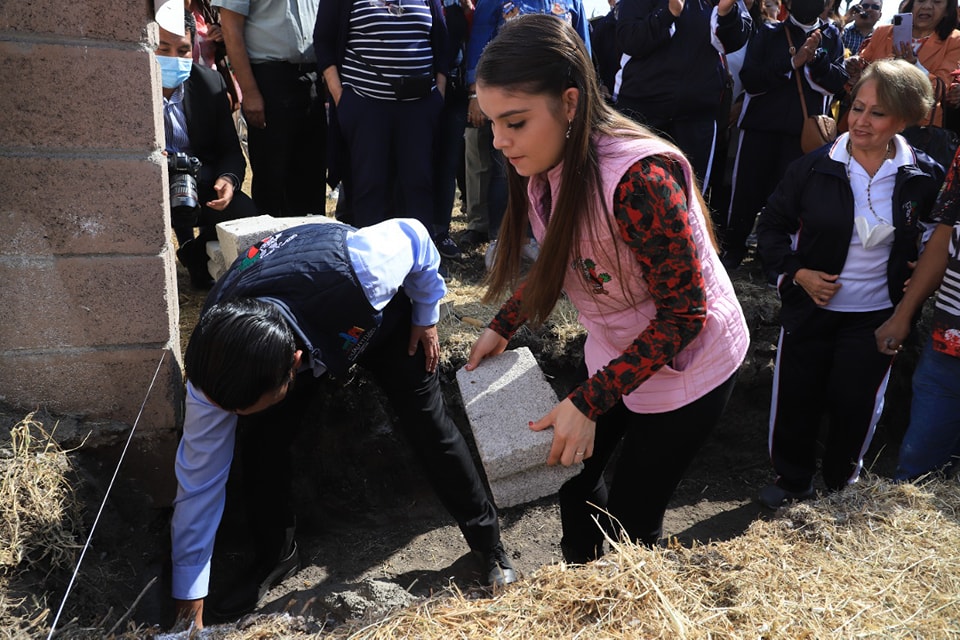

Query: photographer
left=841, top=1, right=882, bottom=55
left=157, top=9, right=256, bottom=288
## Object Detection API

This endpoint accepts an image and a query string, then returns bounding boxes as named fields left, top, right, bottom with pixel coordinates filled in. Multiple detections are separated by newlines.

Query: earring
left=565, top=120, right=572, bottom=139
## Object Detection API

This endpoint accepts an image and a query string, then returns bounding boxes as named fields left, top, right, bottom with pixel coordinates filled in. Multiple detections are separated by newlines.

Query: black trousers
left=173, top=180, right=259, bottom=246
left=559, top=374, right=737, bottom=558
left=721, top=128, right=802, bottom=265
left=235, top=294, right=500, bottom=559
left=247, top=62, right=327, bottom=217
left=769, top=308, right=895, bottom=492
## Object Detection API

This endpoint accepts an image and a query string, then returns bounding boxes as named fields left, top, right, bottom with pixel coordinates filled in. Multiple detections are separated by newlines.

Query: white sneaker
left=522, top=238, right=540, bottom=262
left=484, top=239, right=498, bottom=271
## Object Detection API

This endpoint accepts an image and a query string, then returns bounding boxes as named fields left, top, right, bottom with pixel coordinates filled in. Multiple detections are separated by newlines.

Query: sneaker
left=484, top=239, right=498, bottom=271
left=434, top=233, right=462, bottom=260
left=458, top=228, right=488, bottom=248
left=758, top=483, right=815, bottom=510
left=475, top=542, right=517, bottom=588
left=521, top=238, right=540, bottom=262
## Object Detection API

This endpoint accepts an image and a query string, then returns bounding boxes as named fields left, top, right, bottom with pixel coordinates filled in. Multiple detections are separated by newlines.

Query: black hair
left=900, top=0, right=959, bottom=40
left=184, top=298, right=297, bottom=411
left=185, top=9, right=197, bottom=45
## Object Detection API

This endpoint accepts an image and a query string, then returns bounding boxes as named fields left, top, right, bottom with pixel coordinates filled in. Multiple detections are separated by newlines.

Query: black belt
left=254, top=61, right=317, bottom=73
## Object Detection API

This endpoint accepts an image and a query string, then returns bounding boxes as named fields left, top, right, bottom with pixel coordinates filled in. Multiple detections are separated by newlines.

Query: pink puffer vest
left=527, top=134, right=749, bottom=413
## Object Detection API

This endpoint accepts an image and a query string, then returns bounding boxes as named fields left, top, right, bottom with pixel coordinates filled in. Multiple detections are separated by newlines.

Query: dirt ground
left=3, top=225, right=917, bottom=637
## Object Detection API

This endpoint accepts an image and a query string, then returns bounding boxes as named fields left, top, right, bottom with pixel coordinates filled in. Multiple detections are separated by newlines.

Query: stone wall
left=0, top=1, right=183, bottom=436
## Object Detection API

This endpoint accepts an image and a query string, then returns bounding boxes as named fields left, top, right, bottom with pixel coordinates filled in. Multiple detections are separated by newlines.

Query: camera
left=850, top=4, right=862, bottom=15
left=167, top=152, right=202, bottom=227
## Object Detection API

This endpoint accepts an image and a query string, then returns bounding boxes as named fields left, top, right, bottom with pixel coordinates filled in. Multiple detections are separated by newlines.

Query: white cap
left=155, top=0, right=185, bottom=36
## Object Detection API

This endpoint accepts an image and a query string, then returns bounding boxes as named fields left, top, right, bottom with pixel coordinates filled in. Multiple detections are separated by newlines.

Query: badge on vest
left=236, top=231, right=299, bottom=272
left=573, top=257, right=611, bottom=295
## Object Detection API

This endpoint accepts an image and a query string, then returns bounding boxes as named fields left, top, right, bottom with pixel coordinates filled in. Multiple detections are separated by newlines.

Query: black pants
left=236, top=294, right=500, bottom=559
left=616, top=99, right=718, bottom=189
left=247, top=62, right=326, bottom=217
left=722, top=128, right=802, bottom=266
left=173, top=180, right=258, bottom=246
left=769, top=308, right=894, bottom=492
left=559, top=374, right=737, bottom=559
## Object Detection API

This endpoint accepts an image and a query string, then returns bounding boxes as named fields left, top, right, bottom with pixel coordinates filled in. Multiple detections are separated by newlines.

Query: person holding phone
left=851, top=0, right=960, bottom=126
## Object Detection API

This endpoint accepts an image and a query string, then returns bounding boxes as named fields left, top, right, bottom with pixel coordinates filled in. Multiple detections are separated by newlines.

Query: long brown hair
left=476, top=14, right=710, bottom=326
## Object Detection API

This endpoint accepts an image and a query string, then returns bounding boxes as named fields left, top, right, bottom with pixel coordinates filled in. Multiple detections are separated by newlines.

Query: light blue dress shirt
left=171, top=218, right=444, bottom=600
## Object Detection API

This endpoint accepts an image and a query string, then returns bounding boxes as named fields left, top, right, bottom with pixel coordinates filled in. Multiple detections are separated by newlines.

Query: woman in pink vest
left=465, top=14, right=750, bottom=562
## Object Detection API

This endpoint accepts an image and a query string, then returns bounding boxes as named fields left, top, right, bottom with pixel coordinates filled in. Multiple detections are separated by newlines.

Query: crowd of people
left=156, top=0, right=960, bottom=630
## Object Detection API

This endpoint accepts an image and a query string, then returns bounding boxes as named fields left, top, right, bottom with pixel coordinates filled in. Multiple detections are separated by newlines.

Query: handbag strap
left=784, top=28, right=811, bottom=120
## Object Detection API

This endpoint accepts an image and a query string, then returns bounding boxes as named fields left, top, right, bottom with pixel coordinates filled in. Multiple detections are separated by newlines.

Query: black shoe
left=475, top=543, right=517, bottom=588
left=458, top=228, right=489, bottom=248
left=560, top=539, right=604, bottom=565
left=176, top=239, right=214, bottom=289
left=209, top=542, right=301, bottom=619
left=434, top=232, right=462, bottom=260
left=758, top=483, right=815, bottom=510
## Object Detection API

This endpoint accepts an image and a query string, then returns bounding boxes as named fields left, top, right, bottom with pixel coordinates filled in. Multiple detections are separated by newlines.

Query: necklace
left=845, top=140, right=894, bottom=225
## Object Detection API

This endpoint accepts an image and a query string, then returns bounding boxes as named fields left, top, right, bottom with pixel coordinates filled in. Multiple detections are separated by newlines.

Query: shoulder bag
left=785, top=28, right=838, bottom=154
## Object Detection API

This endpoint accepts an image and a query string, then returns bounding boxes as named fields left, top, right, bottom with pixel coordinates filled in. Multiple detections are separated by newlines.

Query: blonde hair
left=852, top=59, right=936, bottom=125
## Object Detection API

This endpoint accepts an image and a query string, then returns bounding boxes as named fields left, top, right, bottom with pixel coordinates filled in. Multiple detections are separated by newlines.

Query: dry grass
left=150, top=474, right=960, bottom=640
left=0, top=413, right=82, bottom=638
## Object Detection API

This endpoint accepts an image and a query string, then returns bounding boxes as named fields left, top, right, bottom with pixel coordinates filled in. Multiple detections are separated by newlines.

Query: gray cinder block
left=457, top=347, right=581, bottom=508
left=205, top=240, right=227, bottom=280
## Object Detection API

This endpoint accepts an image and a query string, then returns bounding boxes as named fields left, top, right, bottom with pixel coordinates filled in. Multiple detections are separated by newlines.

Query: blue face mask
left=157, top=55, right=192, bottom=89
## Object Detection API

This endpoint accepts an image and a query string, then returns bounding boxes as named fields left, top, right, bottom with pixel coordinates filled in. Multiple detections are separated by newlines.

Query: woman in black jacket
left=755, top=59, right=944, bottom=509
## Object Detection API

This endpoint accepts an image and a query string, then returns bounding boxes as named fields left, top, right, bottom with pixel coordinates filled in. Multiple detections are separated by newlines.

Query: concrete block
left=0, top=347, right=183, bottom=433
left=206, top=241, right=227, bottom=280
left=0, top=255, right=175, bottom=350
left=0, top=0, right=152, bottom=43
left=456, top=347, right=581, bottom=508
left=0, top=156, right=167, bottom=256
left=216, top=214, right=335, bottom=267
left=0, top=42, right=159, bottom=152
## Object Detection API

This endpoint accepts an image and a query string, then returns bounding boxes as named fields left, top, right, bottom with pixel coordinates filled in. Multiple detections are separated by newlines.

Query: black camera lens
left=167, top=152, right=202, bottom=226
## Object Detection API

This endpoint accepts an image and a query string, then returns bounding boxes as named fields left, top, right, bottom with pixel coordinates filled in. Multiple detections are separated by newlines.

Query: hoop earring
left=565, top=120, right=572, bottom=139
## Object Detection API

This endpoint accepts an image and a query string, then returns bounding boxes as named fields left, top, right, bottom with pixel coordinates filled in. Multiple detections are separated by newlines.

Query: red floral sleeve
left=567, top=156, right=708, bottom=420
left=489, top=281, right=527, bottom=339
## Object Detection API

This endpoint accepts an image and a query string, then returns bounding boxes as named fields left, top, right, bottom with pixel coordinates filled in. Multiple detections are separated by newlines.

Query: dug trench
left=1, top=251, right=917, bottom=635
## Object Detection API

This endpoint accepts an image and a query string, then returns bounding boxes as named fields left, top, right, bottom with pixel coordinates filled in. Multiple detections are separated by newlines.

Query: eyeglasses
left=859, top=3, right=881, bottom=10
left=371, top=0, right=404, bottom=15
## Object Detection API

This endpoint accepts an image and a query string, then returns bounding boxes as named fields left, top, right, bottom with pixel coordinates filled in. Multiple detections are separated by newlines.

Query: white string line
left=47, top=351, right=167, bottom=640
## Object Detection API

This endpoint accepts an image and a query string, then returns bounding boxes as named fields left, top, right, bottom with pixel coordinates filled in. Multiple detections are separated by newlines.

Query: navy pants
left=247, top=62, right=326, bottom=217
left=337, top=87, right=443, bottom=229
left=559, top=374, right=737, bottom=560
left=235, top=294, right=501, bottom=558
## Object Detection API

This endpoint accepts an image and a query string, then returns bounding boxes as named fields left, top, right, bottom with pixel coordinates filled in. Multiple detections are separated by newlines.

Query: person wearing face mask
left=719, top=0, right=848, bottom=274
left=156, top=9, right=257, bottom=288
left=755, top=60, right=943, bottom=509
